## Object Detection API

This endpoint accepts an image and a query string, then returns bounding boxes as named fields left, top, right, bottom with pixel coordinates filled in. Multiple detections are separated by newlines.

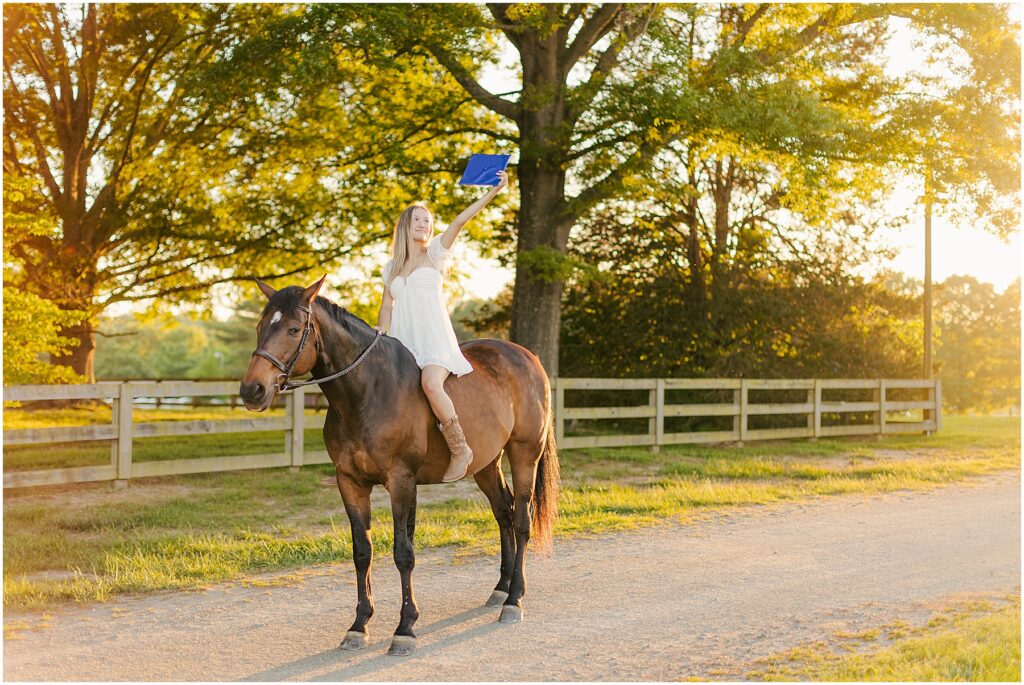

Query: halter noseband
left=251, top=304, right=382, bottom=393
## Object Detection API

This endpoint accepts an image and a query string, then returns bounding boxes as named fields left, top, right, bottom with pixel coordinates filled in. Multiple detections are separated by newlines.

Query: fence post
left=732, top=385, right=741, bottom=442
left=115, top=383, right=133, bottom=487
left=651, top=379, right=664, bottom=453
left=287, top=387, right=305, bottom=471
left=554, top=378, right=564, bottom=445
left=934, top=379, right=942, bottom=432
left=923, top=379, right=940, bottom=435
left=110, top=392, right=119, bottom=475
left=738, top=379, right=748, bottom=446
left=812, top=380, right=821, bottom=440
left=878, top=379, right=887, bottom=439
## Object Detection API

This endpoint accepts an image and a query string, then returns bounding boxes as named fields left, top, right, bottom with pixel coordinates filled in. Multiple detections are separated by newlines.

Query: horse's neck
left=312, top=308, right=419, bottom=408
left=313, top=310, right=371, bottom=388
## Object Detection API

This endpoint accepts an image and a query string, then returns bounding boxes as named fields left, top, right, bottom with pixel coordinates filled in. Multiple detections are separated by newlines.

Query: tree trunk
left=44, top=250, right=100, bottom=382
left=52, top=317, right=96, bottom=382
left=685, top=197, right=706, bottom=318
left=508, top=163, right=570, bottom=376
left=507, top=21, right=572, bottom=378
left=708, top=159, right=734, bottom=360
left=709, top=158, right=733, bottom=296
left=509, top=255, right=564, bottom=377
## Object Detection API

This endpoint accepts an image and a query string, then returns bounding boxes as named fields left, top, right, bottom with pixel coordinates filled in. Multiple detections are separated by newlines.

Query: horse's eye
left=288, top=327, right=300, bottom=335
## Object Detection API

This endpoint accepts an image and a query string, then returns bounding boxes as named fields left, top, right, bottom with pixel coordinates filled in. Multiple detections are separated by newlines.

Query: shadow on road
left=242, top=601, right=508, bottom=681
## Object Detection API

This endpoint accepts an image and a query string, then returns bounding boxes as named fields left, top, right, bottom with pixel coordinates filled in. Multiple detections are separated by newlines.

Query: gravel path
left=4, top=473, right=1019, bottom=681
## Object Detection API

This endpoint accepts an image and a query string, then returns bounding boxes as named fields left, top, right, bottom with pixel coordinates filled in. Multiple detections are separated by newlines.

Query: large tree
left=301, top=3, right=1017, bottom=376
left=3, top=3, right=489, bottom=381
left=9, top=3, right=1017, bottom=384
left=884, top=4, right=1020, bottom=238
left=2, top=171, right=88, bottom=383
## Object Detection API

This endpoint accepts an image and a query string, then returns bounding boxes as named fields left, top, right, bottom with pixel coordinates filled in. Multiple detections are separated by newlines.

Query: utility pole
left=924, top=164, right=933, bottom=380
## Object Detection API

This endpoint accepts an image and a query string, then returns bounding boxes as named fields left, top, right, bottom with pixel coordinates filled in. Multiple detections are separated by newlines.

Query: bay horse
left=239, top=276, right=560, bottom=656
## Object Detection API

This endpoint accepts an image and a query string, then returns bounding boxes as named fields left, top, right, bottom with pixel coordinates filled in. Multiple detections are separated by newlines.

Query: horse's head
left=240, top=275, right=326, bottom=411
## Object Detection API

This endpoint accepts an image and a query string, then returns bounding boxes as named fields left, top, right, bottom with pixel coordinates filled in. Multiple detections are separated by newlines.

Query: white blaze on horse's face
left=242, top=277, right=327, bottom=412
left=241, top=304, right=315, bottom=411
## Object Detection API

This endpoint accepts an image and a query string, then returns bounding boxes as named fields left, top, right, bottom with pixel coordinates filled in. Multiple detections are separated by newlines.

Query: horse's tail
left=531, top=406, right=561, bottom=554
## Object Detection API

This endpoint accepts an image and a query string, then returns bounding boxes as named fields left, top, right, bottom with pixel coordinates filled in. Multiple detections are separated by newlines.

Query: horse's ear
left=255, top=278, right=277, bottom=300
left=301, top=274, right=328, bottom=306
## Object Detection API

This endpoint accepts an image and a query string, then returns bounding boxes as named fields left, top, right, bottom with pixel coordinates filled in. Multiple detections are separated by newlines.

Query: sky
left=858, top=186, right=1021, bottom=292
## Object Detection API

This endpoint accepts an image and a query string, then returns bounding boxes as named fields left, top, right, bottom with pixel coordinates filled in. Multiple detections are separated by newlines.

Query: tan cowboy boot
left=439, top=415, right=473, bottom=482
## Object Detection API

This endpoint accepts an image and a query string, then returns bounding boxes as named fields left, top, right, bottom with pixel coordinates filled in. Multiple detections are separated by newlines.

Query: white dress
left=382, top=238, right=474, bottom=376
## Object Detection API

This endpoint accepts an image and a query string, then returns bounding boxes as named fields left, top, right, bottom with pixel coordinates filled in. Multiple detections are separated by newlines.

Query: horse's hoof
left=388, top=635, right=417, bottom=656
left=498, top=604, right=523, bottom=624
left=339, top=630, right=367, bottom=650
left=486, top=590, right=509, bottom=607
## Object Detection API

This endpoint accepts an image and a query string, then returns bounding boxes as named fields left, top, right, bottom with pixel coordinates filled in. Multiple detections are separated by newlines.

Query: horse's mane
left=267, top=286, right=373, bottom=333
left=314, top=295, right=374, bottom=333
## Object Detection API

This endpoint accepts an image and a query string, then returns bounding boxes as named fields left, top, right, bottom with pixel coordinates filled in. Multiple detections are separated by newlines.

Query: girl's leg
left=421, top=365, right=455, bottom=422
left=421, top=365, right=473, bottom=482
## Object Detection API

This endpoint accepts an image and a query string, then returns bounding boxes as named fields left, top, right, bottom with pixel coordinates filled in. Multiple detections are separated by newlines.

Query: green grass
left=2, top=468, right=500, bottom=608
left=557, top=414, right=1019, bottom=485
left=749, top=598, right=1021, bottom=681
left=2, top=414, right=1019, bottom=610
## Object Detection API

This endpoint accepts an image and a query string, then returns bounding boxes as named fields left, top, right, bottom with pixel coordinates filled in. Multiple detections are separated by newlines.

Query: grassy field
left=748, top=596, right=1021, bottom=681
left=2, top=414, right=1019, bottom=610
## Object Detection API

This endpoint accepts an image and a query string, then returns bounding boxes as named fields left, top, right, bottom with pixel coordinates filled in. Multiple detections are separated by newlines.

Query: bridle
left=251, top=304, right=382, bottom=392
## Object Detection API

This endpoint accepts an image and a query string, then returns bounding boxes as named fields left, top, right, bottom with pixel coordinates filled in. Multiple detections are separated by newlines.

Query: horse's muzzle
left=239, top=380, right=273, bottom=411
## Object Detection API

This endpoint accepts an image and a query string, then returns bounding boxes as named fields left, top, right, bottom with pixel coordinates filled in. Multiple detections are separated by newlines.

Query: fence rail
left=3, top=377, right=941, bottom=488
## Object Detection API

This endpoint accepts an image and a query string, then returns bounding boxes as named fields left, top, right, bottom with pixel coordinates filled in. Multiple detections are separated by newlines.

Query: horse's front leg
left=387, top=470, right=420, bottom=656
left=337, top=472, right=374, bottom=650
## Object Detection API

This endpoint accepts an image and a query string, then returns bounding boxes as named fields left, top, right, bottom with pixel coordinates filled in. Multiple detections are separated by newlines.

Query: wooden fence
left=3, top=378, right=940, bottom=488
left=554, top=378, right=940, bottom=449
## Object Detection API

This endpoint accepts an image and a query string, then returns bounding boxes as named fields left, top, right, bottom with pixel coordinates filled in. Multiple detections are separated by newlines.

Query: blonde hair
left=387, top=202, right=435, bottom=286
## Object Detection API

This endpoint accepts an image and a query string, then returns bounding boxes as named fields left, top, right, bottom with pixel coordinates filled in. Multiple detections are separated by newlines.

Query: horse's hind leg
left=501, top=439, right=540, bottom=624
left=337, top=473, right=374, bottom=650
left=473, top=456, right=515, bottom=606
left=386, top=471, right=420, bottom=656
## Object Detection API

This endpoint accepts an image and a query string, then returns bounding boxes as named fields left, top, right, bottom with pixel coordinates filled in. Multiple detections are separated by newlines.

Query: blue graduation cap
left=459, top=153, right=511, bottom=186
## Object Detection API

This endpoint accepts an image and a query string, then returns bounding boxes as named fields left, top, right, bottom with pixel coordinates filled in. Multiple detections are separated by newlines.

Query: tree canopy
left=3, top=2, right=501, bottom=380
left=3, top=2, right=1019, bottom=397
left=288, top=3, right=1019, bottom=374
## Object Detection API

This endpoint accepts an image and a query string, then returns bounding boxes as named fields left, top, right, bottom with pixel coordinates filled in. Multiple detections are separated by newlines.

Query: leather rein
left=251, top=304, right=382, bottom=393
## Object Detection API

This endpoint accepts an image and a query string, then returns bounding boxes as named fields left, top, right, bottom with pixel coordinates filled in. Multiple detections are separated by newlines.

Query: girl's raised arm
left=439, top=170, right=509, bottom=249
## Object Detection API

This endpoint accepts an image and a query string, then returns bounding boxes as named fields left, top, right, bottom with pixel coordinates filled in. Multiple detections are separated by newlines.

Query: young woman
left=375, top=170, right=509, bottom=482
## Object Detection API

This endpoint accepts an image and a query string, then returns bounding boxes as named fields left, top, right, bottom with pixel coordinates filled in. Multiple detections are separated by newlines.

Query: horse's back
left=456, top=339, right=549, bottom=400
left=450, top=339, right=550, bottom=446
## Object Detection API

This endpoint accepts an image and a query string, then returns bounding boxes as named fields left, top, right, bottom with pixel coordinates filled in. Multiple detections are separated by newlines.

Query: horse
left=239, top=276, right=560, bottom=656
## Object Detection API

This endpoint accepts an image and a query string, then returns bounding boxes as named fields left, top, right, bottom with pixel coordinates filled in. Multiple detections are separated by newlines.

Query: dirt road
left=4, top=473, right=1019, bottom=681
